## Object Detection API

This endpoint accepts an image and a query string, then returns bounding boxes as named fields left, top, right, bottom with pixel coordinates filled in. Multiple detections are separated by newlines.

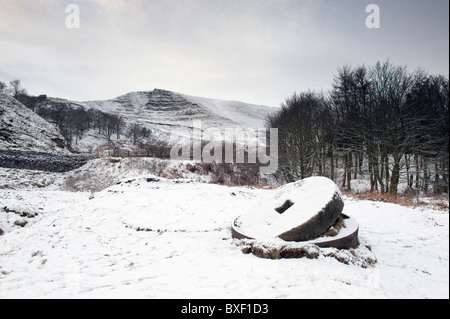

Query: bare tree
left=267, top=91, right=331, bottom=183
left=267, top=60, right=448, bottom=195
left=127, top=123, right=143, bottom=145
left=9, top=79, right=27, bottom=99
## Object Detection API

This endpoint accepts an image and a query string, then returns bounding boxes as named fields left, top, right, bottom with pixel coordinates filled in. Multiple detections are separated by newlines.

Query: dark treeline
left=33, top=101, right=125, bottom=149
left=267, top=61, right=449, bottom=194
left=36, top=102, right=171, bottom=156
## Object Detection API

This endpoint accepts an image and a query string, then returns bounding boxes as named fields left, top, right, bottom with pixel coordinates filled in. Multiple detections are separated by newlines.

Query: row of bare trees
left=35, top=102, right=125, bottom=147
left=37, top=104, right=169, bottom=154
left=267, top=61, right=449, bottom=194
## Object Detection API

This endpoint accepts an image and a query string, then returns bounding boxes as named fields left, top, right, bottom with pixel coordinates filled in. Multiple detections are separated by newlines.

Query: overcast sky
left=0, top=0, right=448, bottom=107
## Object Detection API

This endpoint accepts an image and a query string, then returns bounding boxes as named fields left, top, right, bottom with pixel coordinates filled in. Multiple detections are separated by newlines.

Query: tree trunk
left=415, top=154, right=420, bottom=189
left=330, top=146, right=335, bottom=182
left=345, top=152, right=352, bottom=191
left=390, top=153, right=402, bottom=194
left=423, top=157, right=429, bottom=192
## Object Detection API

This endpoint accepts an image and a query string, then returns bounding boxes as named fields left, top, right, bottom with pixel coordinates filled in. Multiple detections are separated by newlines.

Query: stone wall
left=0, top=149, right=91, bottom=172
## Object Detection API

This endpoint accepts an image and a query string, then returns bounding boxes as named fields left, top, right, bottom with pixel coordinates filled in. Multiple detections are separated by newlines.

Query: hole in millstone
left=275, top=200, right=294, bottom=214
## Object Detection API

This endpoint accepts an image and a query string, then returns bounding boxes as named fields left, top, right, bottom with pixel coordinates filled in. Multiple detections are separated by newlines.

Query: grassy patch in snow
left=343, top=190, right=449, bottom=211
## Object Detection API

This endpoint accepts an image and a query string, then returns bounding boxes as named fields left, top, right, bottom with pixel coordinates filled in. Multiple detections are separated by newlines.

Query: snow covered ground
left=0, top=161, right=448, bottom=299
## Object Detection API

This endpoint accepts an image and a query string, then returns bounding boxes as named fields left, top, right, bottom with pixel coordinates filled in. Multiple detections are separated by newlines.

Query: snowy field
left=0, top=162, right=448, bottom=299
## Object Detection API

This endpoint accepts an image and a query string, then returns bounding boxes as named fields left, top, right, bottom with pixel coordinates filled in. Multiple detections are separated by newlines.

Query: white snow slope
left=81, top=89, right=275, bottom=130
left=44, top=89, right=277, bottom=152
left=0, top=162, right=448, bottom=299
left=0, top=94, right=68, bottom=153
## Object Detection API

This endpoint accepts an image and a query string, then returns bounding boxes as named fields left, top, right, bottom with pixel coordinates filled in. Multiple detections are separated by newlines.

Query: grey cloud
left=0, top=0, right=448, bottom=107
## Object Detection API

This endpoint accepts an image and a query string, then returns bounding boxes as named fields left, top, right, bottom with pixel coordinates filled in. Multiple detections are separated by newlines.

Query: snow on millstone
left=231, top=177, right=359, bottom=253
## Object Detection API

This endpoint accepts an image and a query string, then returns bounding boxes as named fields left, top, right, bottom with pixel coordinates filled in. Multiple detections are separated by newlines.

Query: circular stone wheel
left=231, top=177, right=347, bottom=243
left=278, top=191, right=344, bottom=242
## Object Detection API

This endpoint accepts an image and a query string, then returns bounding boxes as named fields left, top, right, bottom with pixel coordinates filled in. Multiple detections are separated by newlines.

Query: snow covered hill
left=82, top=88, right=274, bottom=130
left=0, top=94, right=68, bottom=154
left=40, top=89, right=277, bottom=153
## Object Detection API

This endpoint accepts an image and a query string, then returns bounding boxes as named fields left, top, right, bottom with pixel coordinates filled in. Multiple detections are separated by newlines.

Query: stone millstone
left=231, top=177, right=349, bottom=245
left=278, top=192, right=344, bottom=242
